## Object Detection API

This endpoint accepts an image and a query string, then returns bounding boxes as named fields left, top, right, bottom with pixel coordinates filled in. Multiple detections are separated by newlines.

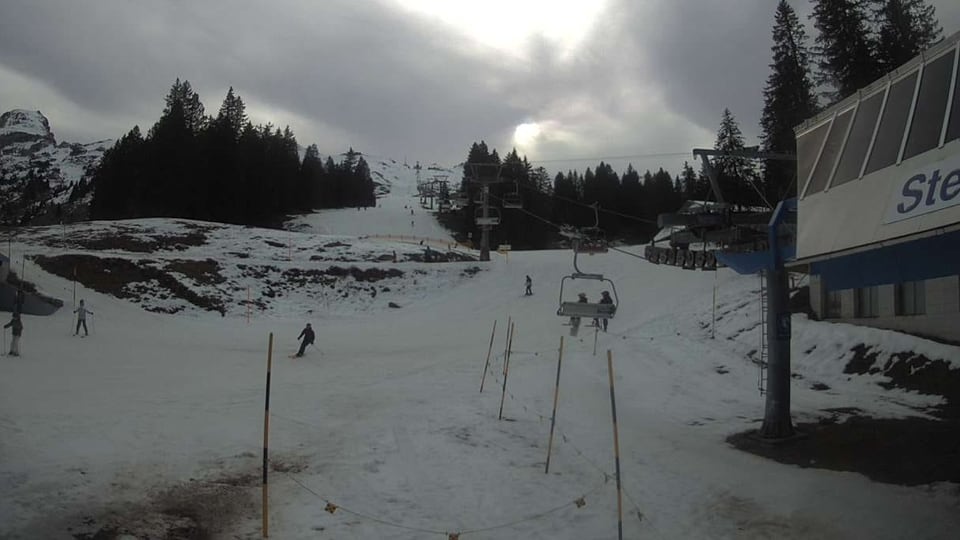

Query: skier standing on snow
left=295, top=323, right=315, bottom=357
left=4, top=313, right=23, bottom=356
left=74, top=299, right=92, bottom=336
left=524, top=275, right=533, bottom=296
left=597, top=290, right=614, bottom=332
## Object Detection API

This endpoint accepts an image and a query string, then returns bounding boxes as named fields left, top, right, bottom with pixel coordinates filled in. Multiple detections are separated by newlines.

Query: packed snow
left=1, top=163, right=958, bottom=539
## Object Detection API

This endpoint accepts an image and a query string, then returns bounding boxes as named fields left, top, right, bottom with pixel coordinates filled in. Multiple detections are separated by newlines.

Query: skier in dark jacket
left=597, top=290, right=614, bottom=332
left=296, top=323, right=315, bottom=357
left=4, top=313, right=23, bottom=356
left=524, top=275, right=533, bottom=296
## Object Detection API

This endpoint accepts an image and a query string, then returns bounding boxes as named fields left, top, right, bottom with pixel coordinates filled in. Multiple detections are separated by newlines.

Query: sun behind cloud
left=513, top=122, right=542, bottom=148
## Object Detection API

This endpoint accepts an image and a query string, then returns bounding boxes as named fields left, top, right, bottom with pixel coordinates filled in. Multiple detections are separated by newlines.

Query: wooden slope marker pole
left=479, top=319, right=497, bottom=393
left=262, top=333, right=274, bottom=538
left=607, top=350, right=623, bottom=540
left=247, top=287, right=251, bottom=326
left=593, top=326, right=599, bottom=356
left=498, top=322, right=515, bottom=420
left=545, top=335, right=564, bottom=474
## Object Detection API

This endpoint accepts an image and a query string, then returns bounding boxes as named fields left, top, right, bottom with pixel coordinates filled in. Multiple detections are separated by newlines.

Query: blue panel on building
left=813, top=229, right=960, bottom=291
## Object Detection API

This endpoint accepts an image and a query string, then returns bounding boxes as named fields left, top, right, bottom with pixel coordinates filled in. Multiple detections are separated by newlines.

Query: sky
left=2, top=0, right=960, bottom=177
left=2, top=163, right=958, bottom=537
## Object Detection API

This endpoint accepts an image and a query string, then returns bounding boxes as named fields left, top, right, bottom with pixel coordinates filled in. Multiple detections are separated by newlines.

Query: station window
left=806, top=109, right=854, bottom=194
left=947, top=50, right=960, bottom=143
left=797, top=122, right=831, bottom=197
left=824, top=289, right=842, bottom=319
left=865, top=71, right=919, bottom=175
left=904, top=53, right=955, bottom=160
left=855, top=286, right=879, bottom=318
left=833, top=91, right=885, bottom=186
left=895, top=280, right=926, bottom=316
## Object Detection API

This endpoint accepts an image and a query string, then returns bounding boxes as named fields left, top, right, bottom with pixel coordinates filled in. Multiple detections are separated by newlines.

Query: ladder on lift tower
left=758, top=271, right=768, bottom=395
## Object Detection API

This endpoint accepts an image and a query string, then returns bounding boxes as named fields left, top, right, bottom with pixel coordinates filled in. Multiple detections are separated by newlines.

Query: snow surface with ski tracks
left=1, top=159, right=958, bottom=539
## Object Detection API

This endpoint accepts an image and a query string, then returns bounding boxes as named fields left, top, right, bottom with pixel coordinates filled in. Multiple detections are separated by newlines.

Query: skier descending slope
left=294, top=323, right=315, bottom=357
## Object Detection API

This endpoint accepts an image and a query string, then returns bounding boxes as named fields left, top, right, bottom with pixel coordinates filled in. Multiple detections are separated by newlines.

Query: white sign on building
left=884, top=154, right=960, bottom=224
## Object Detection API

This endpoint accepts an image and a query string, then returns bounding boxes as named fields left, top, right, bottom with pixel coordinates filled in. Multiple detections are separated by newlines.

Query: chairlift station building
left=792, top=30, right=960, bottom=342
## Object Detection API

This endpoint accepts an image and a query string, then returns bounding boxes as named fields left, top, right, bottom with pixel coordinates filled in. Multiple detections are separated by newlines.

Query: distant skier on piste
left=74, top=299, right=93, bottom=336
left=524, top=275, right=533, bottom=296
left=295, top=323, right=315, bottom=357
left=4, top=312, right=23, bottom=356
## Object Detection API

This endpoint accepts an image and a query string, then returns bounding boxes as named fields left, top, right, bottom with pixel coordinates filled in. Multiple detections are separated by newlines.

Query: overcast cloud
left=2, top=0, right=959, bottom=176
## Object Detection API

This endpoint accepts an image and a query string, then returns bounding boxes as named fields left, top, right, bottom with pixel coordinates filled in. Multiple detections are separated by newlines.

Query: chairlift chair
left=556, top=273, right=619, bottom=320
left=502, top=181, right=523, bottom=209
left=502, top=192, right=523, bottom=209
left=573, top=229, right=608, bottom=254
left=571, top=203, right=608, bottom=253
left=475, top=207, right=501, bottom=226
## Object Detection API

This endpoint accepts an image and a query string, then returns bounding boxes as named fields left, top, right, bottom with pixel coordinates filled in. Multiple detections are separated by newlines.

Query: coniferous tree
left=552, top=171, right=578, bottom=227
left=217, top=87, right=248, bottom=140
left=90, top=80, right=373, bottom=225
left=872, top=0, right=942, bottom=72
left=811, top=0, right=880, bottom=104
left=298, top=144, right=325, bottom=209
left=164, top=79, right=206, bottom=134
left=149, top=88, right=199, bottom=217
left=761, top=0, right=819, bottom=203
left=620, top=164, right=649, bottom=237
left=91, top=126, right=145, bottom=218
left=678, top=161, right=706, bottom=202
left=714, top=109, right=761, bottom=208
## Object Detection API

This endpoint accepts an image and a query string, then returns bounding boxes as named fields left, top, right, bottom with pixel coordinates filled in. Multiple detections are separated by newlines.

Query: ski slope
left=1, top=171, right=958, bottom=539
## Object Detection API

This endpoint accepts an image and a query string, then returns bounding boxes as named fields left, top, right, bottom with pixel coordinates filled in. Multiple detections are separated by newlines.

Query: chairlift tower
left=466, top=163, right=503, bottom=261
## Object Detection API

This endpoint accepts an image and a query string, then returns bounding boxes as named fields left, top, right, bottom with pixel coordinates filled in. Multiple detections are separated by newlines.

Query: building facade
left=793, top=31, right=960, bottom=342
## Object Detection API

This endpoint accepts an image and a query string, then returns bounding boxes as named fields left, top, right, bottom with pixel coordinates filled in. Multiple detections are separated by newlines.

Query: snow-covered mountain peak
left=0, top=109, right=111, bottom=224
left=0, top=109, right=54, bottom=143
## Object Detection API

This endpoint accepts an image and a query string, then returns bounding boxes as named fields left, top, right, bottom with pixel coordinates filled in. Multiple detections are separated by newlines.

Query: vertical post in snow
left=498, top=322, right=515, bottom=421
left=479, top=319, right=497, bottom=393
left=545, top=335, right=564, bottom=474
left=711, top=270, right=718, bottom=339
left=262, top=333, right=274, bottom=538
left=72, top=266, right=77, bottom=307
left=593, top=326, right=599, bottom=356
left=607, top=350, right=623, bottom=540
left=247, top=287, right=251, bottom=326
left=501, top=316, right=512, bottom=375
